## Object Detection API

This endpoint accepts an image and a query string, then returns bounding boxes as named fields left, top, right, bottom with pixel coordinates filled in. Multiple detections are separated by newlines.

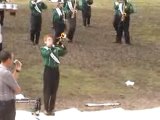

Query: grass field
left=3, top=0, right=160, bottom=110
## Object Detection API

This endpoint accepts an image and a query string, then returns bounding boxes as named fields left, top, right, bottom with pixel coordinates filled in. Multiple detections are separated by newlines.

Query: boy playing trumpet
left=40, top=34, right=67, bottom=115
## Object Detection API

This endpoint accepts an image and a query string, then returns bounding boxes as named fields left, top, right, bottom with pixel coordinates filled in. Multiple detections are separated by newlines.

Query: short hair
left=43, top=34, right=56, bottom=44
left=0, top=51, right=12, bottom=62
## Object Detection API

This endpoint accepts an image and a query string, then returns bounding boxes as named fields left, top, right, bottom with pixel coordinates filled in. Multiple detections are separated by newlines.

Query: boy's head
left=43, top=34, right=54, bottom=47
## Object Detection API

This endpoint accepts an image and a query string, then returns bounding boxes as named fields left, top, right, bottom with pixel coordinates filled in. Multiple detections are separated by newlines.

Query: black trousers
left=0, top=100, right=16, bottom=120
left=30, top=14, right=42, bottom=45
left=0, top=10, right=4, bottom=26
left=117, top=16, right=131, bottom=44
left=82, top=7, right=91, bottom=26
left=43, top=66, right=59, bottom=112
left=67, top=16, right=76, bottom=41
left=113, top=14, right=121, bottom=42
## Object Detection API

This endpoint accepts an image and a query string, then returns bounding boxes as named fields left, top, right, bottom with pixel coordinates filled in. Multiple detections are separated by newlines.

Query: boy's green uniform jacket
left=29, top=0, right=47, bottom=16
left=41, top=45, right=67, bottom=68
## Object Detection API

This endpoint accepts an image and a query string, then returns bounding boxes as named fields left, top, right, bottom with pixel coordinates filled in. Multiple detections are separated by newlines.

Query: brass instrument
left=71, top=0, right=77, bottom=18
left=56, top=32, right=67, bottom=45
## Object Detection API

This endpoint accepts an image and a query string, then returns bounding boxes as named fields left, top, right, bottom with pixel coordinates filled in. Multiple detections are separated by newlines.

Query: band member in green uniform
left=29, top=0, right=47, bottom=45
left=81, top=0, right=93, bottom=27
left=52, top=0, right=66, bottom=41
left=113, top=0, right=134, bottom=44
left=40, top=34, right=67, bottom=115
left=64, top=0, right=78, bottom=43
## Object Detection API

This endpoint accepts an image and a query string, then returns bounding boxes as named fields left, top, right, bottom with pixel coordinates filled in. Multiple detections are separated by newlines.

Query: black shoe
left=44, top=110, right=55, bottom=116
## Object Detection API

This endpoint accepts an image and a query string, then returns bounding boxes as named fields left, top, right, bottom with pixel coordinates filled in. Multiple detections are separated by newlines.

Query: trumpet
left=59, top=33, right=67, bottom=39
left=56, top=33, right=67, bottom=45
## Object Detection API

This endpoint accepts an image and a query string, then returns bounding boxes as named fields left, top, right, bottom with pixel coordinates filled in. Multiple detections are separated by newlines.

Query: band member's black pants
left=54, top=22, right=65, bottom=40
left=0, top=100, right=16, bottom=120
left=117, top=16, right=131, bottom=44
left=82, top=7, right=91, bottom=27
left=113, top=15, right=121, bottom=42
left=30, top=14, right=42, bottom=45
left=43, top=66, right=59, bottom=113
left=67, top=17, right=76, bottom=42
left=0, top=10, right=4, bottom=26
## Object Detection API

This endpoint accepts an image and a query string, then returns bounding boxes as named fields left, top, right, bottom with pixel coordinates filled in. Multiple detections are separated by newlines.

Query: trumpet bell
left=61, top=33, right=66, bottom=39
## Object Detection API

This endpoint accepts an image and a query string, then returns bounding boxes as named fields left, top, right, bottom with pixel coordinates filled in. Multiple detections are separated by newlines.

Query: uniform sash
left=56, top=8, right=63, bottom=16
left=67, top=1, right=73, bottom=10
left=35, top=4, right=42, bottom=13
left=31, top=0, right=42, bottom=13
left=119, top=3, right=123, bottom=14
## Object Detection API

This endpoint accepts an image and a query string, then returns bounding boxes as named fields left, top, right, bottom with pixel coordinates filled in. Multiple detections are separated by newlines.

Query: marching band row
left=29, top=0, right=93, bottom=45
